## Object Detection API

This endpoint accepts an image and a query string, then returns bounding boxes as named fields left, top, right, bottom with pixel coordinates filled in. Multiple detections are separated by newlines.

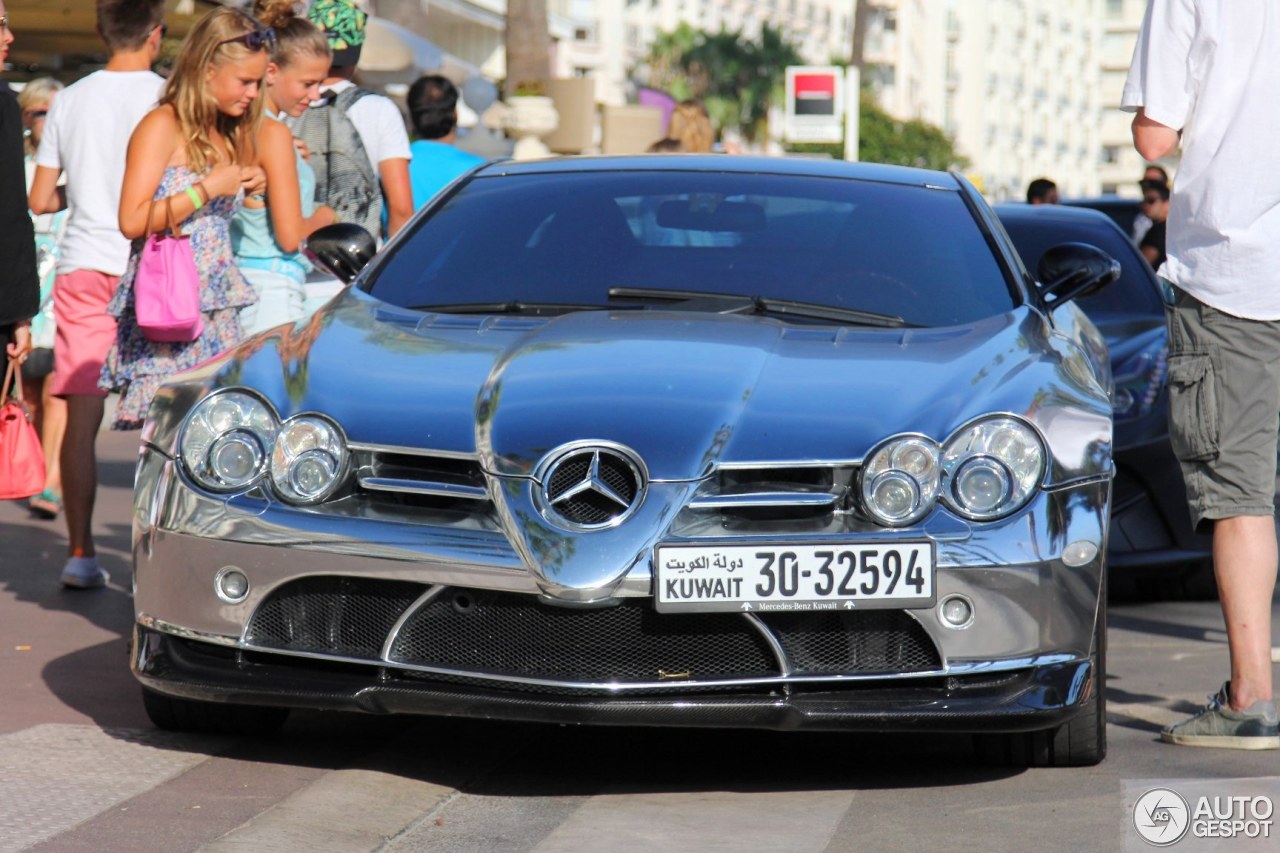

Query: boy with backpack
left=291, top=0, right=412, bottom=242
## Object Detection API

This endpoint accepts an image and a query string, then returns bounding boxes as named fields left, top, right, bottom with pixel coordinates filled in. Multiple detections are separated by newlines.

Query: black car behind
left=996, top=203, right=1214, bottom=599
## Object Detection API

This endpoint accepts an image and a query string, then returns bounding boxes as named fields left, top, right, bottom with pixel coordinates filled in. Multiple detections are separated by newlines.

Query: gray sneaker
left=1161, top=682, right=1280, bottom=750
left=60, top=557, right=109, bottom=590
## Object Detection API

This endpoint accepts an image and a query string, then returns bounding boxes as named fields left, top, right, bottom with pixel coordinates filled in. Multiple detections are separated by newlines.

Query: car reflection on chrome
left=130, top=156, right=1118, bottom=767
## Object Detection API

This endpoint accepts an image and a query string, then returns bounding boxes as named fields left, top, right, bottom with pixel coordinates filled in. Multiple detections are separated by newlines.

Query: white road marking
left=0, top=725, right=214, bottom=853
left=533, top=790, right=856, bottom=853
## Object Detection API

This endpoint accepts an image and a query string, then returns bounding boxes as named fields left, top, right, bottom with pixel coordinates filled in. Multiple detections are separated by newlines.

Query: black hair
left=1140, top=178, right=1170, bottom=201
left=1026, top=177, right=1057, bottom=204
left=97, top=0, right=166, bottom=53
left=407, top=74, right=460, bottom=140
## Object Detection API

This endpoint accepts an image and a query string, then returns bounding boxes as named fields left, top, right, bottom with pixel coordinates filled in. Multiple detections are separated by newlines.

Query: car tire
left=974, top=584, right=1107, bottom=768
left=1112, top=558, right=1218, bottom=602
left=141, top=688, right=290, bottom=736
left=1156, top=558, right=1218, bottom=601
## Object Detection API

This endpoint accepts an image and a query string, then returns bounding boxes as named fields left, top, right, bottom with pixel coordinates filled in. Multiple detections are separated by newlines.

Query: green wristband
left=184, top=186, right=204, bottom=210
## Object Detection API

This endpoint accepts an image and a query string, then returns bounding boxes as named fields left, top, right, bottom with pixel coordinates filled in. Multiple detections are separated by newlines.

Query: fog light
left=215, top=567, right=250, bottom=603
left=1063, top=540, right=1099, bottom=567
left=939, top=594, right=974, bottom=629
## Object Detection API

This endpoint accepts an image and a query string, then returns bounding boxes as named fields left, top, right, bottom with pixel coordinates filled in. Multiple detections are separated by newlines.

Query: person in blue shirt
left=406, top=75, right=484, bottom=209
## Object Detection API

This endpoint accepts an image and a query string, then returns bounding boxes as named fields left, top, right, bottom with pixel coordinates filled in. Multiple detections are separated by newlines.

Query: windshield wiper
left=410, top=301, right=621, bottom=316
left=607, top=287, right=909, bottom=328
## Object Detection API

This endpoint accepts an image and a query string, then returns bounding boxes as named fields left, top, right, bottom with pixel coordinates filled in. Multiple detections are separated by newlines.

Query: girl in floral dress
left=100, top=6, right=272, bottom=428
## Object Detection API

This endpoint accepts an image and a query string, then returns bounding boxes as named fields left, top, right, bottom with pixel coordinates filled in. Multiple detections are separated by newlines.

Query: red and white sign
left=784, top=66, right=845, bottom=144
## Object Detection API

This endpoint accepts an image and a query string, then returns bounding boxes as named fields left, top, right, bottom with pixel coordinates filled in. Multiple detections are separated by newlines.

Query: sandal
left=28, top=489, right=62, bottom=520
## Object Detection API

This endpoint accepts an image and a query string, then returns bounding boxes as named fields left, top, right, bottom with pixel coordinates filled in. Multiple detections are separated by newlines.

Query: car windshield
left=365, top=170, right=1017, bottom=327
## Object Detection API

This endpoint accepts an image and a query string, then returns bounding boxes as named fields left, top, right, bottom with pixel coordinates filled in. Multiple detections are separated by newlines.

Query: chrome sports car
left=131, top=156, right=1118, bottom=767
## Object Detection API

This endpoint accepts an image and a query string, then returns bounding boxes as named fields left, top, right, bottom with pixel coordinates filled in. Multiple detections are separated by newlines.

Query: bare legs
left=61, top=394, right=104, bottom=559
left=1213, top=515, right=1278, bottom=710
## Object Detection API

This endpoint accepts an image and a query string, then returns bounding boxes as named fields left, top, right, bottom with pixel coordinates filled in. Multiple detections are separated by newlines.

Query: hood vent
left=688, top=465, right=853, bottom=519
left=350, top=444, right=491, bottom=509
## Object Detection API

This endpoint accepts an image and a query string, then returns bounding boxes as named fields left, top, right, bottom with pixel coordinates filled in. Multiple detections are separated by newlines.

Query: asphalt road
left=1, top=429, right=1278, bottom=853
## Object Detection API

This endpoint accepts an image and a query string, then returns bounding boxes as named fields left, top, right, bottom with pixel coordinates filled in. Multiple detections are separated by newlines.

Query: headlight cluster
left=860, top=417, right=1045, bottom=526
left=179, top=390, right=348, bottom=505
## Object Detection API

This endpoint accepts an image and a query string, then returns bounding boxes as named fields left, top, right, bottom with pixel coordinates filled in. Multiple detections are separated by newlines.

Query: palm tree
left=504, top=0, right=551, bottom=96
left=644, top=25, right=804, bottom=144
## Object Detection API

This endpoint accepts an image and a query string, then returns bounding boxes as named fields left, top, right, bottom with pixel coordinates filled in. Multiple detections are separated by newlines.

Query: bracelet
left=184, top=186, right=204, bottom=210
left=195, top=181, right=208, bottom=204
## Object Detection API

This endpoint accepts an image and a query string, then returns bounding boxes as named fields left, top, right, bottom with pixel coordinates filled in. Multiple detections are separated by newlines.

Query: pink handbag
left=134, top=195, right=204, bottom=343
left=0, top=358, right=46, bottom=501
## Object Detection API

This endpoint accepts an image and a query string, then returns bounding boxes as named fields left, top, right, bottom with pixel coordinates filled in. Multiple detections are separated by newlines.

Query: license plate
left=654, top=543, right=935, bottom=613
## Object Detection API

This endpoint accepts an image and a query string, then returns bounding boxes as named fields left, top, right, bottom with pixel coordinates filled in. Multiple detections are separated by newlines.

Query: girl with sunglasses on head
left=233, top=0, right=337, bottom=337
left=101, top=6, right=273, bottom=429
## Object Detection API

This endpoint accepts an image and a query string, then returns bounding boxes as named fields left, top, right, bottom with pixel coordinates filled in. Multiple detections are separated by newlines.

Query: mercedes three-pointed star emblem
left=537, top=443, right=647, bottom=530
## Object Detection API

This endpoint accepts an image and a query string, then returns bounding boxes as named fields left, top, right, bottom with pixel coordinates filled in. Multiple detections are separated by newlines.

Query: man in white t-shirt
left=1123, top=0, right=1280, bottom=748
left=27, top=0, right=166, bottom=591
left=306, top=0, right=413, bottom=239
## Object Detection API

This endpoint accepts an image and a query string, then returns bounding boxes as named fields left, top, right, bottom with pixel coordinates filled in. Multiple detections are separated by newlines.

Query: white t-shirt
left=325, top=79, right=411, bottom=168
left=1121, top=0, right=1280, bottom=320
left=34, top=70, right=164, bottom=277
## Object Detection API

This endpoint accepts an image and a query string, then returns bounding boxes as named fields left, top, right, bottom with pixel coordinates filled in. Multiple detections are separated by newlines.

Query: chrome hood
left=156, top=290, right=1110, bottom=603
left=212, top=290, right=1109, bottom=483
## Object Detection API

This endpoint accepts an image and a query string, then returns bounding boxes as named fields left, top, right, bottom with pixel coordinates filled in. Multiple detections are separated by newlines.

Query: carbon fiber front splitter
left=132, top=625, right=1095, bottom=734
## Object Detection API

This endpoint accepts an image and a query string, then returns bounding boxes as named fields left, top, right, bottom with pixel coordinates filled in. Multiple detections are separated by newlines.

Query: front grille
left=242, top=578, right=944, bottom=689
left=762, top=610, right=941, bottom=674
left=388, top=588, right=778, bottom=683
left=246, top=576, right=426, bottom=659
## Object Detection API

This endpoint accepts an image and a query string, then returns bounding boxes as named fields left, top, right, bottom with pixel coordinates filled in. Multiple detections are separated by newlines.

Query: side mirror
left=1036, top=242, right=1121, bottom=309
left=303, top=223, right=376, bottom=284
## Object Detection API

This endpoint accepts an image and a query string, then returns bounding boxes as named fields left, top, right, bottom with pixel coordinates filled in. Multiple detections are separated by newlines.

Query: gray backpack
left=287, top=87, right=383, bottom=239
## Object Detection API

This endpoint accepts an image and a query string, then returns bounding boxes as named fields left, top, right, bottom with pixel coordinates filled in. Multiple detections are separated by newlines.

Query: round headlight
left=180, top=391, right=277, bottom=492
left=941, top=417, right=1045, bottom=520
left=270, top=416, right=348, bottom=504
left=951, top=457, right=1011, bottom=516
left=860, top=435, right=940, bottom=527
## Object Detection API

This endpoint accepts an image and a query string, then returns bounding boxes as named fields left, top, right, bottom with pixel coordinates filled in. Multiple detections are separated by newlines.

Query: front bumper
left=133, top=624, right=1095, bottom=734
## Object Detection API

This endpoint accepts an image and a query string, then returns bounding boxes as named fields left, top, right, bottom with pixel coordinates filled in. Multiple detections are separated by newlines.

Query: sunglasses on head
left=217, top=27, right=276, bottom=52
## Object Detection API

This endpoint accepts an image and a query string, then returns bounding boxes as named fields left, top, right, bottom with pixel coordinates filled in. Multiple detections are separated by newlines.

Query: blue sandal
left=28, top=489, right=62, bottom=520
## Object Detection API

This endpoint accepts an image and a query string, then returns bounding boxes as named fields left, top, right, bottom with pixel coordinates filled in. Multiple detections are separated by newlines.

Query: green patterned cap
left=308, top=0, right=367, bottom=66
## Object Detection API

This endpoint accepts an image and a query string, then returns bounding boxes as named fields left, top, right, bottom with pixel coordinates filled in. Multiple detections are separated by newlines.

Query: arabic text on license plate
left=654, top=544, right=935, bottom=613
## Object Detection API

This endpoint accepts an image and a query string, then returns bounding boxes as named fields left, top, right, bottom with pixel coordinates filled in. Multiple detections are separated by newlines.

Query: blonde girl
left=102, top=6, right=272, bottom=428
left=234, top=0, right=336, bottom=336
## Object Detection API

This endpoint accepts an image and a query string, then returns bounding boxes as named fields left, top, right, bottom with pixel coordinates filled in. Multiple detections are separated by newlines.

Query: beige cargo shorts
left=1164, top=282, right=1280, bottom=532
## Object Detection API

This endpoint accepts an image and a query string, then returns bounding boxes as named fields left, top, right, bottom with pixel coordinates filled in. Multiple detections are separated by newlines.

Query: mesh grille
left=389, top=588, right=778, bottom=683
left=547, top=457, right=589, bottom=494
left=762, top=610, right=941, bottom=674
left=246, top=577, right=426, bottom=659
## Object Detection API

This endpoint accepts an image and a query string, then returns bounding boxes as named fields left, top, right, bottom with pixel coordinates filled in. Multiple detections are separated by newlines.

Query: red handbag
left=0, top=357, right=46, bottom=500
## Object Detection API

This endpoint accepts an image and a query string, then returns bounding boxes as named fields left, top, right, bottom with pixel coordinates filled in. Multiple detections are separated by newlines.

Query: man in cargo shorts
left=1123, top=0, right=1280, bottom=747
left=26, top=0, right=165, bottom=589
